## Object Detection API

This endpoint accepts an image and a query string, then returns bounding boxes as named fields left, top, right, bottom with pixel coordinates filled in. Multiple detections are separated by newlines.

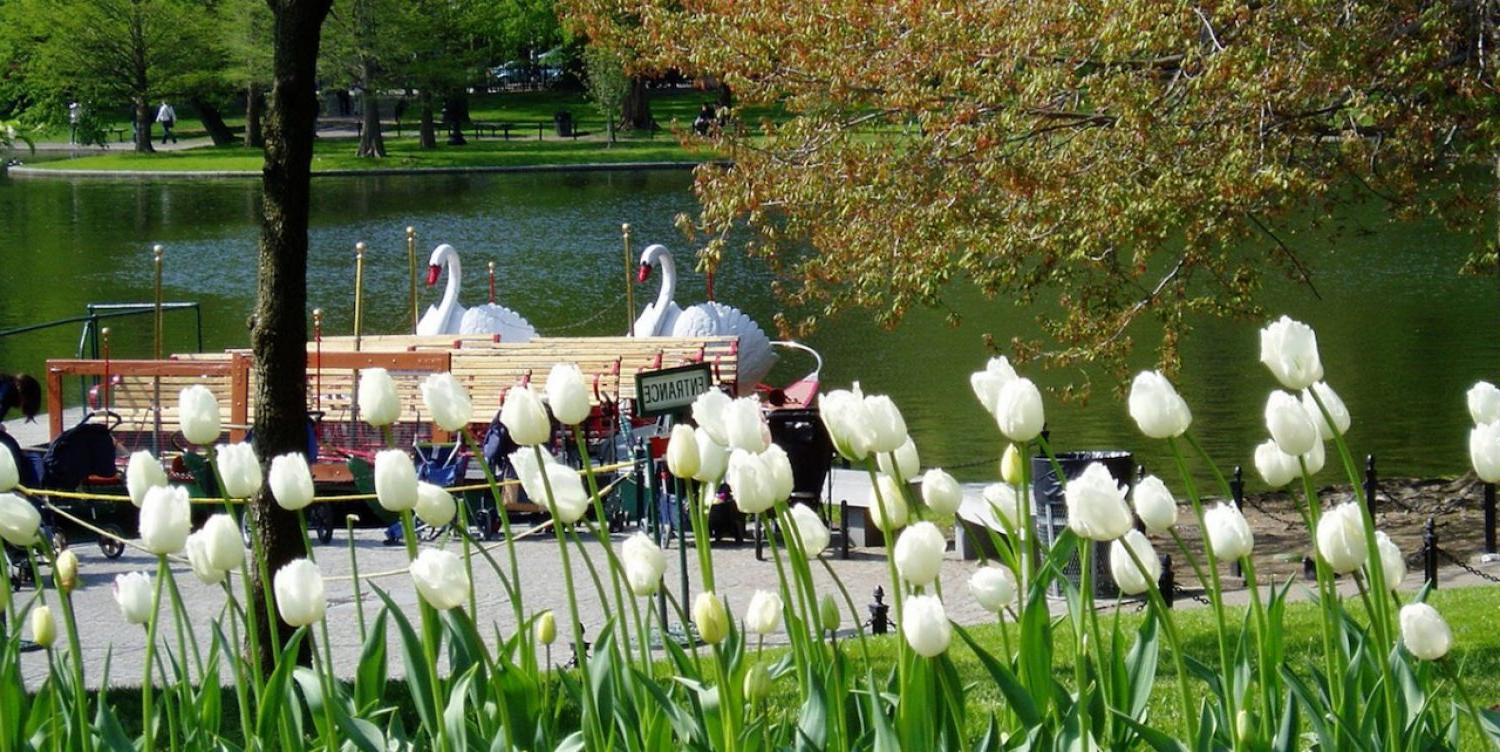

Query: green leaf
left=356, top=610, right=390, bottom=712
left=255, top=628, right=308, bottom=747
left=444, top=664, right=480, bottom=752
left=1124, top=609, right=1160, bottom=720
left=1112, top=710, right=1189, bottom=752
left=373, top=587, right=439, bottom=737
left=951, top=623, right=1041, bottom=727
left=796, top=662, right=829, bottom=750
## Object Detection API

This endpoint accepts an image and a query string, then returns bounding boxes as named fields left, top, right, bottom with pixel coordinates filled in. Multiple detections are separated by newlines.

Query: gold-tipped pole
left=152, top=245, right=164, bottom=359
left=100, top=327, right=112, bottom=413
left=406, top=226, right=418, bottom=333
left=622, top=223, right=635, bottom=335
left=354, top=242, right=367, bottom=352
left=312, top=309, right=323, bottom=413
left=488, top=261, right=496, bottom=305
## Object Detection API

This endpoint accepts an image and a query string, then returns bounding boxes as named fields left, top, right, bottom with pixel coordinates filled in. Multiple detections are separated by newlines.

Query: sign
left=635, top=363, right=714, bottom=417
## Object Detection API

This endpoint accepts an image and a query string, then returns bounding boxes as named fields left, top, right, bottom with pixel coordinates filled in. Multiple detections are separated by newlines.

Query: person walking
left=67, top=102, right=81, bottom=144
left=155, top=100, right=177, bottom=144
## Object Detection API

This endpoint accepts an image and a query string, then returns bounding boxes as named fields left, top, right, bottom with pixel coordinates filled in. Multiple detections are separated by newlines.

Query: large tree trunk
left=133, top=99, right=154, bottom=153
left=622, top=77, right=653, bottom=130
left=356, top=71, right=385, bottom=157
left=192, top=97, right=235, bottom=146
left=245, top=85, right=265, bottom=148
left=443, top=93, right=467, bottom=146
left=418, top=91, right=436, bottom=149
left=252, top=0, right=332, bottom=672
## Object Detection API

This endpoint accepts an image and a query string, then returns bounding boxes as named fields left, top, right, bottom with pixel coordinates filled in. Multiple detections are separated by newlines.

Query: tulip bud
left=1203, top=502, right=1255, bottom=561
left=723, top=397, right=769, bottom=453
left=1259, top=315, right=1324, bottom=390
left=894, top=521, right=947, bottom=587
left=1109, top=529, right=1161, bottom=596
left=762, top=444, right=795, bottom=505
left=273, top=558, right=327, bottom=627
left=621, top=532, right=667, bottom=596
left=268, top=453, right=315, bottom=511
left=1265, top=390, right=1318, bottom=457
left=1253, top=440, right=1301, bottom=488
left=743, top=589, right=783, bottom=635
left=863, top=394, right=908, bottom=454
left=968, top=565, right=1017, bottom=613
left=1398, top=602, right=1452, bottom=661
left=186, top=531, right=227, bottom=585
left=1316, top=501, right=1368, bottom=575
left=1064, top=463, right=1133, bottom=541
left=743, top=663, right=771, bottom=703
left=994, top=378, right=1044, bottom=443
left=1128, top=370, right=1193, bottom=439
left=901, top=594, right=952, bottom=658
left=1000, top=443, right=1024, bottom=486
left=420, top=372, right=474, bottom=432
left=870, top=474, right=909, bottom=532
left=1236, top=710, right=1253, bottom=746
left=0, top=447, right=17, bottom=492
left=374, top=449, right=419, bottom=513
left=30, top=605, right=55, bottom=648
left=821, top=383, right=877, bottom=461
left=215, top=442, right=262, bottom=499
left=358, top=368, right=401, bottom=427
left=921, top=469, right=962, bottom=515
left=970, top=356, right=1019, bottom=415
left=980, top=483, right=1019, bottom=531
left=535, top=611, right=557, bottom=646
left=126, top=451, right=169, bottom=508
left=1132, top=475, right=1177, bottom=533
left=543, top=364, right=590, bottom=426
left=55, top=550, right=78, bottom=592
left=1469, top=421, right=1500, bottom=483
left=787, top=503, right=830, bottom=559
left=666, top=424, right=700, bottom=479
left=113, top=572, right=153, bottom=625
left=877, top=438, right=920, bottom=482
left=0, top=492, right=41, bottom=547
left=726, top=449, right=775, bottom=514
left=691, top=390, right=732, bottom=446
left=500, top=386, right=550, bottom=446
left=1300, top=381, right=1350, bottom=441
left=178, top=385, right=223, bottom=445
left=818, top=592, right=841, bottom=633
left=414, top=482, right=457, bottom=528
left=1375, top=531, right=1405, bottom=588
left=693, top=591, right=728, bottom=645
left=1300, top=437, right=1326, bottom=476
left=202, top=514, right=245, bottom=571
left=512, top=449, right=589, bottom=524
left=1468, top=381, right=1500, bottom=426
left=410, top=549, right=469, bottom=611
left=139, top=485, right=191, bottom=555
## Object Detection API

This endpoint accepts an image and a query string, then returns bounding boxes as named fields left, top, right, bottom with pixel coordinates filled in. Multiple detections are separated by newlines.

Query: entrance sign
left=635, top=363, right=714, bottom=417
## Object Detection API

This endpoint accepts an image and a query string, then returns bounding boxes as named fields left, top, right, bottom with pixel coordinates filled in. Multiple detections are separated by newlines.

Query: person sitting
left=693, top=103, right=716, bottom=136
left=0, top=372, right=41, bottom=424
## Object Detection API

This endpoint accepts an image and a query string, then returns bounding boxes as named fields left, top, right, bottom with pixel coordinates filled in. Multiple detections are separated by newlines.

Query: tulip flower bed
left=1, top=315, right=1499, bottom=751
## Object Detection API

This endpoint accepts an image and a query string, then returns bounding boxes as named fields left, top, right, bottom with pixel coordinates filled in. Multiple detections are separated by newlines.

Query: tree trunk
left=192, top=97, right=235, bottom=146
left=356, top=72, right=385, bottom=157
left=418, top=91, right=436, bottom=149
left=245, top=85, right=265, bottom=148
left=716, top=81, right=733, bottom=108
left=133, top=99, right=154, bottom=153
left=621, top=77, right=653, bottom=130
left=253, top=0, right=332, bottom=672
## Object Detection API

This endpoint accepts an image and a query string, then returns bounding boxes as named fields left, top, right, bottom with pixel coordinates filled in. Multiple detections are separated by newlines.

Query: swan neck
left=439, top=247, right=461, bottom=317
left=653, top=252, right=676, bottom=335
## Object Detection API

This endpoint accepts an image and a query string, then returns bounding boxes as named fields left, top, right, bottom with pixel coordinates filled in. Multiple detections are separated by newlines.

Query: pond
left=1, top=165, right=1495, bottom=489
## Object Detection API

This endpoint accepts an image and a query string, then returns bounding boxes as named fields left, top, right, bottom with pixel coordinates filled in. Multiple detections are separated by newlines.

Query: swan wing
left=461, top=304, right=538, bottom=342
left=703, top=302, right=779, bottom=390
left=670, top=304, right=722, bottom=338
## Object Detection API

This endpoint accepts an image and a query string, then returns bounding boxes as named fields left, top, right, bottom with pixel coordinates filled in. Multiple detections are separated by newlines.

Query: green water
left=1, top=166, right=1495, bottom=489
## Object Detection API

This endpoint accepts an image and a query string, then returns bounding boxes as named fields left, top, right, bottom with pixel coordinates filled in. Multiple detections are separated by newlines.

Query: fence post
left=1230, top=465, right=1244, bottom=578
left=1364, top=454, right=1378, bottom=514
left=840, top=500, right=850, bottom=560
left=754, top=515, right=764, bottom=561
left=1485, top=483, right=1496, bottom=555
left=1423, top=516, right=1438, bottom=590
left=1159, top=554, right=1175, bottom=609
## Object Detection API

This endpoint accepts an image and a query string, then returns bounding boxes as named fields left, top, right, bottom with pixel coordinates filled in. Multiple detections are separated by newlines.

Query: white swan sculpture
left=416, top=244, right=537, bottom=342
left=632, top=243, right=777, bottom=392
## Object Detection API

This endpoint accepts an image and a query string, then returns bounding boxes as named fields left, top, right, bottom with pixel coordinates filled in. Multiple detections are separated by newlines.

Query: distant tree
left=322, top=0, right=403, bottom=157
left=396, top=0, right=489, bottom=149
left=583, top=45, right=628, bottom=145
left=559, top=1, right=654, bottom=130
left=221, top=0, right=274, bottom=147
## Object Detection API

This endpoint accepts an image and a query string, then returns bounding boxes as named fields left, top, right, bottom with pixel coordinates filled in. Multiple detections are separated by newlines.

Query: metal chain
left=1435, top=546, right=1500, bottom=584
left=1244, top=495, right=1303, bottom=528
left=546, top=304, right=622, bottom=334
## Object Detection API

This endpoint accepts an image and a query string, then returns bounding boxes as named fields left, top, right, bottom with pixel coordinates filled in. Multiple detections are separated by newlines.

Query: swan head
left=637, top=243, right=670, bottom=283
left=426, top=243, right=456, bottom=286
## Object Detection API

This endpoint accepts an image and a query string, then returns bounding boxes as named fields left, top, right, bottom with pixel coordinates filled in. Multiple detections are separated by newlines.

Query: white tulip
left=1398, top=603, right=1452, bottom=661
left=1467, top=381, right=1500, bottom=426
left=1316, top=501, right=1368, bottom=575
left=863, top=393, right=908, bottom=454
left=1300, top=437, right=1326, bottom=476
left=726, top=449, right=775, bottom=514
left=511, top=449, right=589, bottom=524
left=787, top=503, right=830, bottom=558
left=1064, top=463, right=1133, bottom=541
left=743, top=589, right=783, bottom=635
left=273, top=559, right=326, bottom=627
left=1265, top=390, right=1319, bottom=457
left=621, top=532, right=667, bottom=595
left=1203, top=502, right=1255, bottom=561
left=420, top=372, right=474, bottom=432
left=762, top=444, right=795, bottom=504
left=994, top=377, right=1045, bottom=443
left=968, top=565, right=1017, bottom=613
left=894, top=521, right=946, bottom=587
left=980, top=483, right=1019, bottom=532
left=819, top=592, right=841, bottom=633
left=55, top=550, right=78, bottom=592
left=1300, top=381, right=1350, bottom=441
left=139, top=485, right=191, bottom=555
left=691, top=390, right=732, bottom=446
left=125, top=451, right=169, bottom=508
left=113, top=572, right=154, bottom=625
left=185, top=531, right=227, bottom=585
left=216, top=442, right=262, bottom=499
left=30, top=605, right=55, bottom=648
left=691, top=428, right=728, bottom=483
left=500, top=386, right=551, bottom=446
left=1000, top=443, right=1024, bottom=485
left=414, top=482, right=457, bottom=528
left=1258, top=316, right=1324, bottom=390
left=1375, top=531, right=1406, bottom=589
left=1469, top=421, right=1500, bottom=483
left=0, top=492, right=41, bottom=547
left=666, top=424, right=700, bottom=479
left=374, top=449, right=419, bottom=513
left=410, top=549, right=469, bottom=611
left=535, top=611, right=556, bottom=645
left=876, top=438, right=920, bottom=481
left=1132, top=475, right=1177, bottom=534
left=1128, top=370, right=1193, bottom=439
left=693, top=591, right=728, bottom=645
left=820, top=385, right=877, bottom=461
left=1253, top=440, right=1301, bottom=488
left=543, top=364, right=591, bottom=426
left=902, top=594, right=952, bottom=658
left=0, top=447, right=16, bottom=492
left=199, top=513, right=245, bottom=571
left=723, top=397, right=769, bottom=453
left=357, top=368, right=400, bottom=427
left=970, top=356, right=1019, bottom=415
left=1109, top=529, right=1161, bottom=596
left=268, top=452, right=315, bottom=511
left=869, top=473, right=909, bottom=532
left=178, top=385, right=223, bottom=445
left=921, top=469, right=962, bottom=515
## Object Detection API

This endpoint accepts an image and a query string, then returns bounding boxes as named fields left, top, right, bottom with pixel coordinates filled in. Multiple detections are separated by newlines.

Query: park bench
left=469, top=122, right=519, bottom=140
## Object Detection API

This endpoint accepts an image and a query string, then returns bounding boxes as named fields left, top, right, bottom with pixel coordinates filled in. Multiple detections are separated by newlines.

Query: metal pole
left=312, top=309, right=323, bottom=413
left=353, top=242, right=367, bottom=351
left=100, top=328, right=111, bottom=413
left=1423, top=516, right=1438, bottom=589
left=152, top=245, right=164, bottom=359
left=407, top=227, right=419, bottom=333
left=1230, top=465, right=1244, bottom=578
left=622, top=223, right=635, bottom=335
left=488, top=261, right=496, bottom=305
left=1484, top=483, right=1496, bottom=555
left=1364, top=454, right=1378, bottom=514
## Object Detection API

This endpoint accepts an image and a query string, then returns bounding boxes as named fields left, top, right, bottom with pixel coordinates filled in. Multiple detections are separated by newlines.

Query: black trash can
left=767, top=408, right=834, bottom=508
left=553, top=110, right=573, bottom=137
left=1031, top=450, right=1135, bottom=598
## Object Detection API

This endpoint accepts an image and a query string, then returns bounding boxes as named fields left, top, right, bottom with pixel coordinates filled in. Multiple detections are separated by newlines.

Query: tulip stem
left=1440, top=660, right=1491, bottom=746
left=400, top=510, right=448, bottom=751
left=37, top=542, right=89, bottom=752
left=221, top=582, right=256, bottom=752
left=532, top=444, right=600, bottom=748
left=460, top=432, right=526, bottom=629
left=296, top=512, right=340, bottom=752
left=865, top=460, right=911, bottom=735
left=345, top=514, right=367, bottom=642
left=1240, top=557, right=1275, bottom=741
left=1297, top=461, right=1343, bottom=711
left=572, top=427, right=633, bottom=649
left=761, top=510, right=809, bottom=697
left=142, top=556, right=167, bottom=752
left=207, top=446, right=268, bottom=691
left=1121, top=542, right=1195, bottom=745
left=1075, top=541, right=1094, bottom=752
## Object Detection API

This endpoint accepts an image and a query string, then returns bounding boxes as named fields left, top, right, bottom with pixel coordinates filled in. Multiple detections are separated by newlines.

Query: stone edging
left=4, top=160, right=712, bottom=180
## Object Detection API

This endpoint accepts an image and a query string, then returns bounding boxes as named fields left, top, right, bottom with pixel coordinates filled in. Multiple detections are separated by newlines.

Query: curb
left=5, top=160, right=712, bottom=180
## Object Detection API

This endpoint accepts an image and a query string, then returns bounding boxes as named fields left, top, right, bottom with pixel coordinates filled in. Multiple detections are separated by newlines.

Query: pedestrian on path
left=67, top=102, right=81, bottom=144
left=155, top=101, right=177, bottom=144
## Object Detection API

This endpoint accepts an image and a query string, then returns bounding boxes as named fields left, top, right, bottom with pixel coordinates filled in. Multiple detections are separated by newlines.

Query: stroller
left=5, top=416, right=124, bottom=589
